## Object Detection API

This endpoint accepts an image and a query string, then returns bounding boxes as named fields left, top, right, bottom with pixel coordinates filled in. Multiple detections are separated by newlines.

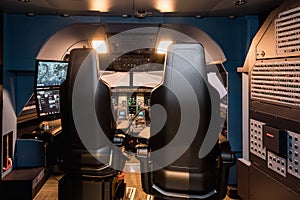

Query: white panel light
left=89, top=0, right=110, bottom=12
left=157, top=41, right=173, bottom=54
left=92, top=40, right=107, bottom=54
left=155, top=0, right=175, bottom=12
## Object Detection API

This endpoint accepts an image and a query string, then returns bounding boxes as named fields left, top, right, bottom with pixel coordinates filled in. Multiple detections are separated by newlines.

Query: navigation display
left=36, top=90, right=60, bottom=116
left=36, top=60, right=68, bottom=87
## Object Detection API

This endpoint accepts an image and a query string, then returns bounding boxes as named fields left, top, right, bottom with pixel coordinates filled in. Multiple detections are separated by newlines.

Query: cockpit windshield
left=99, top=48, right=165, bottom=88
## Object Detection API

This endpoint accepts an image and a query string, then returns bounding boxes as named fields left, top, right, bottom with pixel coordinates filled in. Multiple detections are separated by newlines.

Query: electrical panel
left=244, top=3, right=300, bottom=198
left=251, top=60, right=300, bottom=108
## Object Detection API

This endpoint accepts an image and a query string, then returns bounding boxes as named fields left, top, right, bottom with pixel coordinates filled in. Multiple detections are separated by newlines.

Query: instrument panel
left=111, top=87, right=152, bottom=138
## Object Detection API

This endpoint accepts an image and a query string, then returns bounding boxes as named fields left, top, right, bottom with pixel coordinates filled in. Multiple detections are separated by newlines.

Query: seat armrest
left=136, top=145, right=153, bottom=194
left=218, top=141, right=236, bottom=199
left=220, top=141, right=236, bottom=166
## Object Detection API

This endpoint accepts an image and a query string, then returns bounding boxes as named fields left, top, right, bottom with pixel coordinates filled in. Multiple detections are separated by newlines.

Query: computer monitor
left=118, top=110, right=126, bottom=119
left=36, top=89, right=60, bottom=117
left=138, top=110, right=144, bottom=119
left=35, top=60, right=68, bottom=87
left=34, top=60, right=68, bottom=120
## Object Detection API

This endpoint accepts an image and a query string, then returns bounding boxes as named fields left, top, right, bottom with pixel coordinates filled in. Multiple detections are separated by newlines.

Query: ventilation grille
left=275, top=6, right=300, bottom=54
left=251, top=61, right=300, bottom=108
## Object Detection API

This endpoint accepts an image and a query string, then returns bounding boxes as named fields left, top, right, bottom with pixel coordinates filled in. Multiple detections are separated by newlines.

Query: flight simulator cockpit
left=13, top=23, right=234, bottom=200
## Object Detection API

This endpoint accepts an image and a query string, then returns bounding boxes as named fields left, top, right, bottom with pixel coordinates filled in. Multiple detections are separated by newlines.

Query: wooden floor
left=34, top=155, right=236, bottom=200
left=33, top=174, right=62, bottom=200
left=124, top=172, right=152, bottom=200
left=33, top=172, right=236, bottom=200
left=33, top=172, right=151, bottom=200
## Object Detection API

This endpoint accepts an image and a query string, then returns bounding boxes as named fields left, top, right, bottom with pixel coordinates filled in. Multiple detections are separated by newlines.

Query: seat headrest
left=165, top=43, right=208, bottom=82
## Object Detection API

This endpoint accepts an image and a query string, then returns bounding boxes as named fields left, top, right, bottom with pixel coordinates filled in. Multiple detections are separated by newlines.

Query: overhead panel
left=105, top=25, right=159, bottom=54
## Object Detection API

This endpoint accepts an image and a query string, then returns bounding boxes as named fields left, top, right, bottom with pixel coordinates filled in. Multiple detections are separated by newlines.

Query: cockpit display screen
left=36, top=89, right=60, bottom=116
left=36, top=60, right=68, bottom=87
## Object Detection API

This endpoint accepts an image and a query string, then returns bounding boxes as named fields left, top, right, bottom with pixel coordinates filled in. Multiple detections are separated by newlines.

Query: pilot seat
left=59, top=48, right=124, bottom=200
left=137, top=43, right=235, bottom=200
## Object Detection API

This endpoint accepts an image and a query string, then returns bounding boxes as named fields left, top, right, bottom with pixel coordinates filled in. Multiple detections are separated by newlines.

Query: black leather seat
left=60, top=48, right=119, bottom=175
left=59, top=48, right=123, bottom=200
left=138, top=43, right=235, bottom=200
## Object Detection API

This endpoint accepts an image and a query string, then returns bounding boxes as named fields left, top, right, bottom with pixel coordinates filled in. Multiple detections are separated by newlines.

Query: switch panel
left=251, top=61, right=300, bottom=108
left=287, top=130, right=300, bottom=179
left=250, top=119, right=266, bottom=160
left=267, top=151, right=286, bottom=177
left=275, top=6, right=300, bottom=55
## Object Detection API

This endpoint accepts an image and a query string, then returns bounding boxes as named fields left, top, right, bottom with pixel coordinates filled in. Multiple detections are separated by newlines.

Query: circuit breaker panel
left=240, top=1, right=300, bottom=199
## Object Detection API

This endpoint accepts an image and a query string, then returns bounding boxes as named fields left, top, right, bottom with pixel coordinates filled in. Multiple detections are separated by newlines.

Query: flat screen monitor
left=138, top=110, right=144, bottom=119
left=128, top=97, right=136, bottom=105
left=35, top=60, right=68, bottom=87
left=118, top=110, right=126, bottom=119
left=36, top=89, right=60, bottom=117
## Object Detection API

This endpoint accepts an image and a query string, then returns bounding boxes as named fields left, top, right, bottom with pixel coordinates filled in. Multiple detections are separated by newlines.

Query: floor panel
left=34, top=173, right=235, bottom=200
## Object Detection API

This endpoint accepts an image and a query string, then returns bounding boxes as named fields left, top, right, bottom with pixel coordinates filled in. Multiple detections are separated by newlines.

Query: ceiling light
left=89, top=0, right=110, bottom=12
left=234, top=0, right=247, bottom=6
left=154, top=0, right=175, bottom=12
left=157, top=41, right=173, bottom=54
left=92, top=40, right=108, bottom=54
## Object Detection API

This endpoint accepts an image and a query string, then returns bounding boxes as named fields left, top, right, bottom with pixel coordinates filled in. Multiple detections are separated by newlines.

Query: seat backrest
left=60, top=48, right=115, bottom=171
left=148, top=43, right=220, bottom=197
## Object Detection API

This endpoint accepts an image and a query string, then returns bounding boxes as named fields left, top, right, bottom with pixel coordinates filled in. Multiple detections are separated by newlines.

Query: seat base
left=153, top=167, right=217, bottom=195
left=59, top=174, right=115, bottom=200
left=152, top=184, right=217, bottom=200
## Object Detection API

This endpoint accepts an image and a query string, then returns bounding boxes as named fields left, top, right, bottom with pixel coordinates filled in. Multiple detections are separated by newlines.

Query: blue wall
left=3, top=14, right=259, bottom=183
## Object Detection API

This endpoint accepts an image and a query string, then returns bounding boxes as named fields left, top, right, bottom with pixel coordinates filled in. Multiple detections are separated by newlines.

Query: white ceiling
left=0, top=0, right=286, bottom=17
